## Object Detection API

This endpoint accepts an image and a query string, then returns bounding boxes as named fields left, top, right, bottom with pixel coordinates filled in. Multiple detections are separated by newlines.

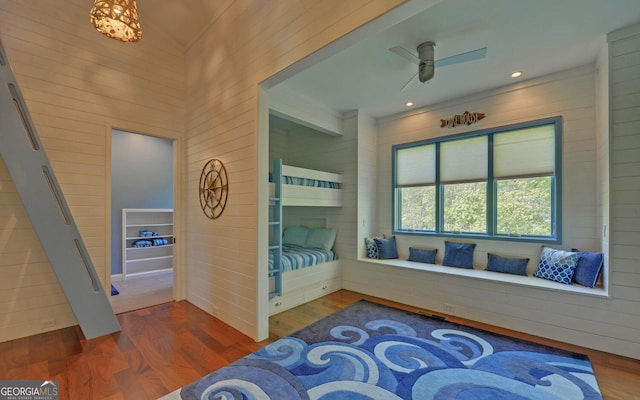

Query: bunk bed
left=269, top=163, right=342, bottom=207
left=268, top=159, right=343, bottom=315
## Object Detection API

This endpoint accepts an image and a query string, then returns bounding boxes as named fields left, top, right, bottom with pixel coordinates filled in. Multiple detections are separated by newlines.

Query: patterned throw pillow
left=364, top=235, right=385, bottom=259
left=535, top=247, right=580, bottom=284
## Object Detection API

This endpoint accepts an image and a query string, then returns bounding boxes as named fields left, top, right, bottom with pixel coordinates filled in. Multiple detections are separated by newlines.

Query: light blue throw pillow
left=535, top=247, right=580, bottom=284
left=408, top=247, right=437, bottom=264
left=306, top=228, right=337, bottom=251
left=442, top=241, right=476, bottom=269
left=486, top=253, right=529, bottom=276
left=373, top=236, right=398, bottom=260
left=282, top=226, right=310, bottom=247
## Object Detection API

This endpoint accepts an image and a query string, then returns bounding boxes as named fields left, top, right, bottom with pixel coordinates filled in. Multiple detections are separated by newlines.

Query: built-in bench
left=359, top=258, right=608, bottom=298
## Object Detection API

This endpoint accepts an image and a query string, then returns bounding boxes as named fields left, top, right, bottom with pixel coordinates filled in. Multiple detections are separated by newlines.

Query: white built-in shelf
left=122, top=208, right=174, bottom=279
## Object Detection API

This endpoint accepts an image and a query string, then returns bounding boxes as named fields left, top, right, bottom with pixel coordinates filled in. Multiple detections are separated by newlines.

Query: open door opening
left=110, top=129, right=175, bottom=314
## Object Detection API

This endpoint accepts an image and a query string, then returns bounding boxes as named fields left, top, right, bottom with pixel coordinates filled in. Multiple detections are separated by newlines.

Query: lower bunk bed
left=268, top=255, right=341, bottom=315
left=268, top=226, right=342, bottom=315
left=270, top=245, right=337, bottom=273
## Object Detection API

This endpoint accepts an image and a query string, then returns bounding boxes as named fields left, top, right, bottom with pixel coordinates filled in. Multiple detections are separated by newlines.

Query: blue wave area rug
left=160, top=300, right=602, bottom=399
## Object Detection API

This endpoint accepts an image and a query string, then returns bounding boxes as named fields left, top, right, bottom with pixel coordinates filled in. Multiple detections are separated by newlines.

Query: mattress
left=269, top=245, right=337, bottom=272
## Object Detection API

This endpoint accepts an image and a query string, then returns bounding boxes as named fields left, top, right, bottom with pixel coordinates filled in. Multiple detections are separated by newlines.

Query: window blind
left=494, top=125, right=555, bottom=178
left=440, top=136, right=488, bottom=183
left=396, top=144, right=435, bottom=186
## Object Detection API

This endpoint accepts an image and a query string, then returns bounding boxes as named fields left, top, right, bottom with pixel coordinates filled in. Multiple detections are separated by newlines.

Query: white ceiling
left=137, top=0, right=222, bottom=48
left=142, top=0, right=640, bottom=120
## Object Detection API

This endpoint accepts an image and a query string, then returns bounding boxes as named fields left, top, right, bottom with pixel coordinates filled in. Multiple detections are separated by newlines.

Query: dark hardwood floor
left=1, top=290, right=639, bottom=399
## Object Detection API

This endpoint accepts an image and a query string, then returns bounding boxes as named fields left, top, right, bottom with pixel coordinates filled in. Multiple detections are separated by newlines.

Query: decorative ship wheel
left=199, top=159, right=228, bottom=219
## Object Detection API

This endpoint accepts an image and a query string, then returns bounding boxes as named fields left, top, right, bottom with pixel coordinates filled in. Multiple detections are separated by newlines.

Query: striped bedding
left=269, top=245, right=337, bottom=272
left=283, top=176, right=341, bottom=189
left=269, top=173, right=341, bottom=189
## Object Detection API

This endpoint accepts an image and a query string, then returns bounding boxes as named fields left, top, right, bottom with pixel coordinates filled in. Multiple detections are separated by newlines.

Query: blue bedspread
left=269, top=245, right=336, bottom=272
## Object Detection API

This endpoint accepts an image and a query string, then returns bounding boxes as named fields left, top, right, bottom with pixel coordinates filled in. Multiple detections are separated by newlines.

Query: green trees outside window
left=496, top=177, right=552, bottom=236
left=399, top=186, right=436, bottom=231
left=443, top=182, right=486, bottom=233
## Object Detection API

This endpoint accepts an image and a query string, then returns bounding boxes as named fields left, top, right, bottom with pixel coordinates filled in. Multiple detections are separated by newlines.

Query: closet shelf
left=122, top=209, right=174, bottom=279
left=126, top=234, right=174, bottom=240
left=126, top=223, right=173, bottom=228
left=126, top=255, right=173, bottom=263
left=126, top=244, right=174, bottom=250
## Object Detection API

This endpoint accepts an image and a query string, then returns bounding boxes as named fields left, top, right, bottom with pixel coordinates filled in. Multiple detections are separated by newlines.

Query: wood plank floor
left=0, top=289, right=638, bottom=399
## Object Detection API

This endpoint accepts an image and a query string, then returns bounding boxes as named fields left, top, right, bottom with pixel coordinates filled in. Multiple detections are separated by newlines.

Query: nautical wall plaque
left=199, top=159, right=228, bottom=219
left=441, top=111, right=485, bottom=128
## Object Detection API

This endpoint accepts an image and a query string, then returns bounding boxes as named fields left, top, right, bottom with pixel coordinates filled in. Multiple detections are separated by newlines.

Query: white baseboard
left=111, top=273, right=123, bottom=282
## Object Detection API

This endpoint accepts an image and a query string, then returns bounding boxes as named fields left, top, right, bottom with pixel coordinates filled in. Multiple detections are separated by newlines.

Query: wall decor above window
left=440, top=111, right=485, bottom=128
left=199, top=159, right=228, bottom=219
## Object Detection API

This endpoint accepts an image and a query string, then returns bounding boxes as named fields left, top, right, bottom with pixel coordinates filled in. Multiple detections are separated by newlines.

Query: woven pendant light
left=90, top=0, right=142, bottom=42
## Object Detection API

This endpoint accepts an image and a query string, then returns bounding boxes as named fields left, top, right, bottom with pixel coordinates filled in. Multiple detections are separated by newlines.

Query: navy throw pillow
left=442, top=241, right=476, bottom=269
left=408, top=247, right=437, bottom=264
left=486, top=253, right=529, bottom=276
left=373, top=236, right=398, bottom=260
left=571, top=249, right=604, bottom=288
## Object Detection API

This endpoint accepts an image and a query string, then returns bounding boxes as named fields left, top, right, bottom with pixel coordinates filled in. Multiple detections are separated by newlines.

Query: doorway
left=110, top=129, right=175, bottom=313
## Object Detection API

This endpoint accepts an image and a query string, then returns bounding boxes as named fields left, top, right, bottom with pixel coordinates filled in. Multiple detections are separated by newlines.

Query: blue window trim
left=392, top=116, right=563, bottom=244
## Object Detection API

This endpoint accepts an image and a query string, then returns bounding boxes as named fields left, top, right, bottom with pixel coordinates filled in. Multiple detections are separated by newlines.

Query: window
left=393, top=117, right=561, bottom=242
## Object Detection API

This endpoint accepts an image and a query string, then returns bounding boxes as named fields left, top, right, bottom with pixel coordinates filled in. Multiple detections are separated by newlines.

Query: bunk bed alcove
left=268, top=158, right=343, bottom=315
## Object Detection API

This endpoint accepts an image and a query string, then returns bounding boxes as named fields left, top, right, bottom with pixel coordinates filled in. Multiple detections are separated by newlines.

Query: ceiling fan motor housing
left=417, top=41, right=435, bottom=82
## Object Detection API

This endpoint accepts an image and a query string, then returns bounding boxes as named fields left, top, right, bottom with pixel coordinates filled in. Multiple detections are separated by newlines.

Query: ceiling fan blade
left=435, top=47, right=487, bottom=68
left=389, top=46, right=421, bottom=65
left=400, top=72, right=419, bottom=91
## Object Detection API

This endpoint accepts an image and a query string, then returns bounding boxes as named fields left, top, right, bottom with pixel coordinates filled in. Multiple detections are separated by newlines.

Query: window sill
left=358, top=258, right=609, bottom=298
left=393, top=230, right=561, bottom=245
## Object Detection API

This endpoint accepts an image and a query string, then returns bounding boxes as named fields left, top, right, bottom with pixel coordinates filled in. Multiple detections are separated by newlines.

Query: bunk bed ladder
left=0, top=40, right=121, bottom=339
left=268, top=159, right=283, bottom=299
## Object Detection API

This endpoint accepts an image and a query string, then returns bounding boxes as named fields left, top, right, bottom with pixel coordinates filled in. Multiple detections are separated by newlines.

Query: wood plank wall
left=283, top=119, right=357, bottom=250
left=345, top=62, right=640, bottom=359
left=184, top=0, right=405, bottom=341
left=0, top=0, right=184, bottom=342
left=376, top=65, right=601, bottom=261
left=356, top=111, right=380, bottom=257
left=607, top=24, right=640, bottom=356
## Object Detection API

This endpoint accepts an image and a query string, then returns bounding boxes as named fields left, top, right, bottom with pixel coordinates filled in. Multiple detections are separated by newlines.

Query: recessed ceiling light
left=511, top=71, right=523, bottom=78
left=405, top=101, right=414, bottom=107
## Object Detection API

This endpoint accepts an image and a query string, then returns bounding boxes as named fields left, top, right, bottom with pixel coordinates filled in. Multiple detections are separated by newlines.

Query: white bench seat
left=359, top=258, right=608, bottom=298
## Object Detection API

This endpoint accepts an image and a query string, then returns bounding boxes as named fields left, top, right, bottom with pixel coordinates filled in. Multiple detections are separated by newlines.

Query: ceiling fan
left=389, top=41, right=487, bottom=91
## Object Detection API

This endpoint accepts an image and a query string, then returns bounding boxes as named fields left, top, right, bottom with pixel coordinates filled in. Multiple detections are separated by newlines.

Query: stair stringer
left=0, top=40, right=120, bottom=339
